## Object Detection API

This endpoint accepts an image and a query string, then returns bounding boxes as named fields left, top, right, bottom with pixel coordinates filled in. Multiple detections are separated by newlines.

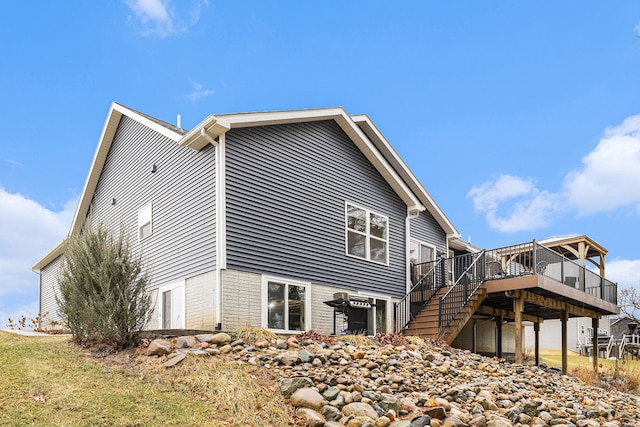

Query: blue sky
left=1, top=1, right=640, bottom=324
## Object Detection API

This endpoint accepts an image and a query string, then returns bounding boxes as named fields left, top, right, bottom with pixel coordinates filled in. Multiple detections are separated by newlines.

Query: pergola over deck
left=481, top=237, right=618, bottom=374
left=538, top=235, right=607, bottom=277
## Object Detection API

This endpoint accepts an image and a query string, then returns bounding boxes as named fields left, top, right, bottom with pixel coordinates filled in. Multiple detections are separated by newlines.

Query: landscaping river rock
left=147, top=333, right=640, bottom=427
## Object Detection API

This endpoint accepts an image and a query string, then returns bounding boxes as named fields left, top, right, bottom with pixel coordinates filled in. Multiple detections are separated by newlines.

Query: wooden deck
left=482, top=274, right=619, bottom=320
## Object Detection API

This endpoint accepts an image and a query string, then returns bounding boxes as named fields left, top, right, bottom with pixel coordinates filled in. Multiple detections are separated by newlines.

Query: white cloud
left=188, top=0, right=209, bottom=24
left=4, top=159, right=21, bottom=166
left=470, top=114, right=640, bottom=232
left=0, top=186, right=75, bottom=299
left=467, top=175, right=561, bottom=232
left=185, top=80, right=215, bottom=102
left=468, top=175, right=535, bottom=212
left=563, top=114, right=640, bottom=215
left=605, top=258, right=640, bottom=289
left=125, top=0, right=208, bottom=37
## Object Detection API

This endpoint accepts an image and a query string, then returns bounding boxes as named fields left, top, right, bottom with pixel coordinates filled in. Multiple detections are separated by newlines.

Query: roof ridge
left=114, top=102, right=187, bottom=136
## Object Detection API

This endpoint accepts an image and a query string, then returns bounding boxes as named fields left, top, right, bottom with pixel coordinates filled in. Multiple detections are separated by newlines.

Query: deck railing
left=484, top=240, right=617, bottom=305
left=619, top=334, right=640, bottom=358
left=438, top=251, right=486, bottom=336
left=394, top=258, right=446, bottom=333
left=394, top=240, right=617, bottom=335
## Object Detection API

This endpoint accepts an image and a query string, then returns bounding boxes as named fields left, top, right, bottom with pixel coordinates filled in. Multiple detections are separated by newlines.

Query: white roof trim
left=34, top=104, right=446, bottom=270
left=33, top=103, right=184, bottom=270
left=179, top=107, right=426, bottom=210
left=69, top=103, right=184, bottom=238
left=32, top=239, right=65, bottom=271
left=112, top=103, right=183, bottom=143
left=350, top=114, right=460, bottom=238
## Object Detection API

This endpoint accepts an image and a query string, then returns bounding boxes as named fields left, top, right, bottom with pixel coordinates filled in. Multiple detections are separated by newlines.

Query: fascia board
left=179, top=115, right=217, bottom=149
left=214, top=107, right=347, bottom=129
left=32, top=239, right=65, bottom=271
left=112, top=103, right=183, bottom=142
left=68, top=104, right=124, bottom=237
left=180, top=108, right=347, bottom=150
left=69, top=103, right=185, bottom=237
left=36, top=103, right=131, bottom=267
left=351, top=114, right=460, bottom=238
left=331, top=111, right=424, bottom=210
left=182, top=107, right=424, bottom=209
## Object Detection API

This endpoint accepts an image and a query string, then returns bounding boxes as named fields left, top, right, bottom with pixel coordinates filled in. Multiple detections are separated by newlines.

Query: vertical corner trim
left=215, top=133, right=227, bottom=327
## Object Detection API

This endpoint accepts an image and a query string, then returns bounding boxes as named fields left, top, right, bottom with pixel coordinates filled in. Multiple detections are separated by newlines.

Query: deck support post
left=496, top=313, right=503, bottom=358
left=534, top=322, right=540, bottom=366
left=592, top=316, right=599, bottom=373
left=513, top=291, right=524, bottom=364
left=561, top=309, right=568, bottom=375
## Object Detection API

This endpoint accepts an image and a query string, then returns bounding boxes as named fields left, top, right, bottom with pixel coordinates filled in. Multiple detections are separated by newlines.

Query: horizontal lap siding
left=410, top=211, right=447, bottom=255
left=39, top=256, right=63, bottom=325
left=225, top=120, right=407, bottom=298
left=90, top=116, right=216, bottom=289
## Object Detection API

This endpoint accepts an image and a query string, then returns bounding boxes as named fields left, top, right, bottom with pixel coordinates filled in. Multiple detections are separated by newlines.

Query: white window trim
left=138, top=202, right=153, bottom=241
left=157, top=280, right=185, bottom=329
left=345, top=201, right=389, bottom=266
left=261, top=275, right=311, bottom=333
left=355, top=291, right=392, bottom=336
left=410, top=239, right=437, bottom=264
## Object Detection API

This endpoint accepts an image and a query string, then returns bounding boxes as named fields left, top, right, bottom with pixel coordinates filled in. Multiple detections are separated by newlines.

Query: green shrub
left=56, top=223, right=152, bottom=348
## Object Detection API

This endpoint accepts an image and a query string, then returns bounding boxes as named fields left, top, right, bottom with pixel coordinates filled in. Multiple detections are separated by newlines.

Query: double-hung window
left=346, top=203, right=389, bottom=264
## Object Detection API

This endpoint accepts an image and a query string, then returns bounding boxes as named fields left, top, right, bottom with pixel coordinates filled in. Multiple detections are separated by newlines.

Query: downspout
left=200, top=129, right=225, bottom=331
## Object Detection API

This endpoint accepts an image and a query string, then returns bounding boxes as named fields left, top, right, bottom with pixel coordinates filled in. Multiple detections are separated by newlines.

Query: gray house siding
left=225, top=120, right=408, bottom=298
left=89, top=116, right=216, bottom=290
left=410, top=211, right=448, bottom=256
left=39, top=255, right=64, bottom=326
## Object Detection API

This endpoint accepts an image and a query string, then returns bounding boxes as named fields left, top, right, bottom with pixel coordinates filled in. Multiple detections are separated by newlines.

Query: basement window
left=262, top=276, right=311, bottom=332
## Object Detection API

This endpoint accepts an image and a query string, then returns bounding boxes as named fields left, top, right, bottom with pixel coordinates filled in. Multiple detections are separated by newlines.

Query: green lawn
left=540, top=353, right=640, bottom=394
left=0, top=331, right=289, bottom=426
left=540, top=353, right=640, bottom=371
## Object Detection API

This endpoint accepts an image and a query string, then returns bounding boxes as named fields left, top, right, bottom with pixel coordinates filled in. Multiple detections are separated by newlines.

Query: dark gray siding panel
left=410, top=211, right=448, bottom=256
left=225, top=120, right=407, bottom=298
left=40, top=256, right=63, bottom=324
left=90, top=116, right=216, bottom=289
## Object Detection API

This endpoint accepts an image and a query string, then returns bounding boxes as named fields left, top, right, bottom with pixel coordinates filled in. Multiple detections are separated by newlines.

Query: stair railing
left=438, top=250, right=487, bottom=337
left=606, top=336, right=615, bottom=359
left=393, top=258, right=445, bottom=333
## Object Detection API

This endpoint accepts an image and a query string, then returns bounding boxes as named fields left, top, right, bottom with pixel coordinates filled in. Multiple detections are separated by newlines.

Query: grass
left=540, top=353, right=640, bottom=394
left=0, top=331, right=289, bottom=426
left=231, top=326, right=279, bottom=342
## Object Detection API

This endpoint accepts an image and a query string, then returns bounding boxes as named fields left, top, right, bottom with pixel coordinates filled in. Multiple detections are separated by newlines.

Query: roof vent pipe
left=177, top=114, right=182, bottom=128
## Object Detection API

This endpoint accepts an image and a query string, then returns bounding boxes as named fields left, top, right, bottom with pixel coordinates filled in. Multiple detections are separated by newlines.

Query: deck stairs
left=402, top=287, right=486, bottom=344
left=395, top=251, right=488, bottom=344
